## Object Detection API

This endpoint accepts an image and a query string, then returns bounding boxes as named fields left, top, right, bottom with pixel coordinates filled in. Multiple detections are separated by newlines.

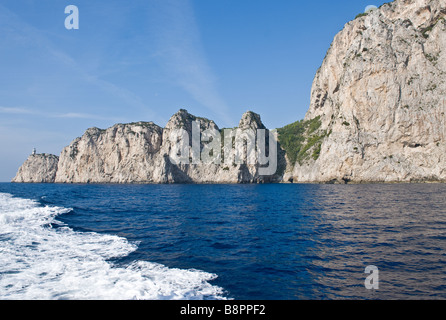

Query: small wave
left=0, top=193, right=226, bottom=300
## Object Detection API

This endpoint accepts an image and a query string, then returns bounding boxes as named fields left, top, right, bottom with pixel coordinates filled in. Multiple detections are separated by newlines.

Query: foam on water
left=0, top=193, right=226, bottom=300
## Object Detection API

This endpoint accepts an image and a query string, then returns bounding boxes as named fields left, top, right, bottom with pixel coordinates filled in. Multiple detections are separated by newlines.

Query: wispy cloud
left=53, top=112, right=127, bottom=122
left=0, top=107, right=37, bottom=115
left=148, top=0, right=233, bottom=126
left=0, top=106, right=124, bottom=122
left=51, top=112, right=123, bottom=122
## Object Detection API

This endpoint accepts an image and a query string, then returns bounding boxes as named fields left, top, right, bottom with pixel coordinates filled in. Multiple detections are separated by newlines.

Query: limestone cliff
left=161, top=110, right=281, bottom=183
left=12, top=154, right=59, bottom=183
left=55, top=122, right=164, bottom=183
left=282, top=0, right=446, bottom=183
left=49, top=110, right=281, bottom=184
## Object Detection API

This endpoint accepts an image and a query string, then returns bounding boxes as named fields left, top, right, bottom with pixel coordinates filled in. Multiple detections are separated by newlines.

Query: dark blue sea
left=1, top=182, right=445, bottom=300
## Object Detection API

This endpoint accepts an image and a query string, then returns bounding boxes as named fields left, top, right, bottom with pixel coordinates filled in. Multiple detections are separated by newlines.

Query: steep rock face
left=238, top=111, right=266, bottom=131
left=12, top=154, right=59, bottom=183
left=49, top=110, right=282, bottom=184
left=163, top=110, right=279, bottom=183
left=55, top=122, right=164, bottom=183
left=158, top=109, right=220, bottom=183
left=287, top=0, right=446, bottom=183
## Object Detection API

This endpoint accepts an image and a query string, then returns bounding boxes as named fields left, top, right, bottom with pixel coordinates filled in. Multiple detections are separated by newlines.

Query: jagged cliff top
left=78, top=109, right=266, bottom=135
left=347, top=0, right=446, bottom=30
left=306, top=0, right=446, bottom=122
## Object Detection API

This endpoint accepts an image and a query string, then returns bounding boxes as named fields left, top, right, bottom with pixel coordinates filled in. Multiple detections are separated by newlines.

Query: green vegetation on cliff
left=277, top=116, right=327, bottom=165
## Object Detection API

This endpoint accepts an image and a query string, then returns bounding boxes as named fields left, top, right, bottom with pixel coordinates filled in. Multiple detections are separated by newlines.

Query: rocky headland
left=12, top=0, right=446, bottom=184
left=14, top=110, right=283, bottom=184
left=12, top=153, right=59, bottom=183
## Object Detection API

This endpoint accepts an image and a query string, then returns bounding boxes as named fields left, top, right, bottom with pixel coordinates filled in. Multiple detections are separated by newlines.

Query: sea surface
left=0, top=182, right=445, bottom=300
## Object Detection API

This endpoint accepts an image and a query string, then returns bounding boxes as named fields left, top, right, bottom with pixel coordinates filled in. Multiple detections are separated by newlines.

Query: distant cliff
left=14, top=110, right=283, bottom=184
left=12, top=154, right=59, bottom=183
left=12, top=0, right=446, bottom=184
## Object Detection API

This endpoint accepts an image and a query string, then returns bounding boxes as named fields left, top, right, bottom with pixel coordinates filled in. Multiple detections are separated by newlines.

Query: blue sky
left=0, top=0, right=388, bottom=181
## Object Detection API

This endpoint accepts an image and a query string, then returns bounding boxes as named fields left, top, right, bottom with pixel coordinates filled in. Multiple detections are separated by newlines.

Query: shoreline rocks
left=12, top=154, right=59, bottom=183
